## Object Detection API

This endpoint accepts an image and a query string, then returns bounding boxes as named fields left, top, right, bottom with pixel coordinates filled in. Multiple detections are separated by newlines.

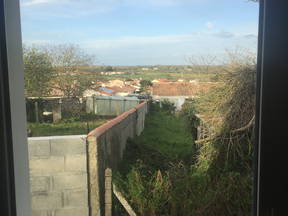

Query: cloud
left=24, top=31, right=257, bottom=65
left=79, top=34, right=201, bottom=50
left=243, top=34, right=258, bottom=39
left=214, top=31, right=235, bottom=38
left=77, top=31, right=257, bottom=51
left=206, top=21, right=215, bottom=29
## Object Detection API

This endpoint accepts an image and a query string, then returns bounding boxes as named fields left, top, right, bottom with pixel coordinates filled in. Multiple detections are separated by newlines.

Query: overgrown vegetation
left=114, top=49, right=256, bottom=215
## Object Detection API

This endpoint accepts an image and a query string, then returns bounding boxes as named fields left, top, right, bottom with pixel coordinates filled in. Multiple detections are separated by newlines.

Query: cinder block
left=28, top=140, right=50, bottom=158
left=105, top=178, right=112, bottom=190
left=31, top=192, right=62, bottom=210
left=30, top=176, right=50, bottom=192
left=29, top=157, right=65, bottom=174
left=53, top=173, right=87, bottom=190
left=54, top=208, right=89, bottom=216
left=32, top=210, right=48, bottom=216
left=105, top=191, right=112, bottom=204
left=63, top=190, right=88, bottom=207
left=65, top=155, right=87, bottom=172
left=50, top=138, right=86, bottom=156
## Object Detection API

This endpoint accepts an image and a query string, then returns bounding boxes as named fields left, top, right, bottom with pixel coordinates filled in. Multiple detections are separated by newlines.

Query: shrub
left=161, top=99, right=176, bottom=114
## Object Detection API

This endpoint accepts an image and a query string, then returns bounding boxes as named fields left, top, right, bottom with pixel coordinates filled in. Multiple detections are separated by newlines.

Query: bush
left=161, top=99, right=176, bottom=114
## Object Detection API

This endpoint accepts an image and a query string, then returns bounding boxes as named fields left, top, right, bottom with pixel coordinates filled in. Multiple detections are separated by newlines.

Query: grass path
left=114, top=109, right=196, bottom=215
left=118, top=108, right=195, bottom=176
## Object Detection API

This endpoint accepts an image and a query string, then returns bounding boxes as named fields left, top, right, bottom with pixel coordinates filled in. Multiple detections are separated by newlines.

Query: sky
left=20, top=0, right=259, bottom=66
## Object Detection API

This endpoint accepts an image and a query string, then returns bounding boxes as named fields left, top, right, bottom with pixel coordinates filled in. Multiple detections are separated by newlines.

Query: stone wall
left=87, top=101, right=148, bottom=216
left=28, top=135, right=89, bottom=216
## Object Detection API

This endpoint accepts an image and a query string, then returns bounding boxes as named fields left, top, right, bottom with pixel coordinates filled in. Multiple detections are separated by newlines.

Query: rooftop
left=152, top=82, right=219, bottom=97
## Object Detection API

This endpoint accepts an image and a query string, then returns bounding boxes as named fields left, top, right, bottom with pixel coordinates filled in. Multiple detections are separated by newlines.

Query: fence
left=86, top=96, right=140, bottom=116
left=26, top=97, right=86, bottom=123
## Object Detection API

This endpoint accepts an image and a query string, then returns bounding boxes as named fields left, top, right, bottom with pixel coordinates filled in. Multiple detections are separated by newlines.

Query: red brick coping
left=87, top=101, right=147, bottom=138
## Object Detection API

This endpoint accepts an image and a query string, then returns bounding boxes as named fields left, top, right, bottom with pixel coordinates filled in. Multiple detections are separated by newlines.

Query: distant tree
left=23, top=46, right=54, bottom=97
left=104, top=65, right=113, bottom=72
left=140, top=79, right=152, bottom=87
left=46, top=44, right=96, bottom=98
left=139, top=79, right=152, bottom=93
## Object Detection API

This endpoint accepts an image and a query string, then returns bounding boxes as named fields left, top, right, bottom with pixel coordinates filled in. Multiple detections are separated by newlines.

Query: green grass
left=114, top=106, right=252, bottom=216
left=118, top=108, right=195, bottom=174
left=28, top=120, right=107, bottom=137
left=136, top=110, right=194, bottom=159
left=114, top=108, right=196, bottom=215
left=101, top=71, right=216, bottom=82
left=81, top=65, right=221, bottom=82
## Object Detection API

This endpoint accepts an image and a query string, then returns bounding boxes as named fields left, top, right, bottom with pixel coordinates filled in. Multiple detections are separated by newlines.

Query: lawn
left=28, top=119, right=108, bottom=137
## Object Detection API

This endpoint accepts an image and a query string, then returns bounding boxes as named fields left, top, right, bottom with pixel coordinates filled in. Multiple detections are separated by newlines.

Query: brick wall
left=28, top=135, right=89, bottom=216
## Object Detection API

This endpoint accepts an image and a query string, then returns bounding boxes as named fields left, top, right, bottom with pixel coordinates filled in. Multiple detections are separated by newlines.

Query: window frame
left=0, top=0, right=31, bottom=215
left=1, top=0, right=286, bottom=215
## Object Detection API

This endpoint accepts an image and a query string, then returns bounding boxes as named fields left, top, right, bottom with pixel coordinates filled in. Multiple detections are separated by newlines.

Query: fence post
left=93, top=96, right=96, bottom=114
left=34, top=101, right=39, bottom=123
left=105, top=168, right=112, bottom=216
left=52, top=99, right=62, bottom=122
left=87, top=136, right=101, bottom=216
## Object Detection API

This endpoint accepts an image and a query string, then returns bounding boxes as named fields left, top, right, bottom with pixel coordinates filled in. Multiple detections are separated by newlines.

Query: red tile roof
left=152, top=82, right=219, bottom=97
left=107, top=86, right=136, bottom=93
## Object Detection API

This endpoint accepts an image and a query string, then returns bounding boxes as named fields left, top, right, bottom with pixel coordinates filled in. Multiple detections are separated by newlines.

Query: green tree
left=23, top=46, right=54, bottom=97
left=103, top=65, right=113, bottom=72
left=140, top=79, right=152, bottom=87
left=139, top=79, right=152, bottom=93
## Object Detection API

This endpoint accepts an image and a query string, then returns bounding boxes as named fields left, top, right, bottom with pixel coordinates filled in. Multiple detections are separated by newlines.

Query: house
left=108, top=86, right=136, bottom=96
left=91, top=86, right=136, bottom=97
left=102, top=79, right=125, bottom=88
left=151, top=81, right=218, bottom=110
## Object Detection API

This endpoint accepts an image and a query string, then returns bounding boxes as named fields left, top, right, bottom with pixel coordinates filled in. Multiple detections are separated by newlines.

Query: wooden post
left=105, top=168, right=112, bottom=216
left=34, top=101, right=39, bottom=123
left=113, top=184, right=137, bottom=216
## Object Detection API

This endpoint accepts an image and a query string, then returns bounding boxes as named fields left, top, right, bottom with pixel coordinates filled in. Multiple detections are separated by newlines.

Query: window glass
left=20, top=0, right=259, bottom=215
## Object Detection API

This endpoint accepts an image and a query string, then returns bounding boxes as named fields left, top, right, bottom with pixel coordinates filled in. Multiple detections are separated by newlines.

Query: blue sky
left=20, top=0, right=259, bottom=65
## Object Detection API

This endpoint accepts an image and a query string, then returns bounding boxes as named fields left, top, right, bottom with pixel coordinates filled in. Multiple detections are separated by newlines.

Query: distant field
left=28, top=120, right=107, bottom=137
left=81, top=65, right=223, bottom=82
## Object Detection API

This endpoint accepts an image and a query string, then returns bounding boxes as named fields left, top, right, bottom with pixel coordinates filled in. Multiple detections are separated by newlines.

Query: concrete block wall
left=87, top=101, right=148, bottom=216
left=28, top=135, right=89, bottom=216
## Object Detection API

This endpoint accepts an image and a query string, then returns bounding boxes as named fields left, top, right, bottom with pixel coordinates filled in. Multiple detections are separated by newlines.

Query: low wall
left=87, top=101, right=148, bottom=216
left=28, top=135, right=89, bottom=216
left=86, top=96, right=140, bottom=116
